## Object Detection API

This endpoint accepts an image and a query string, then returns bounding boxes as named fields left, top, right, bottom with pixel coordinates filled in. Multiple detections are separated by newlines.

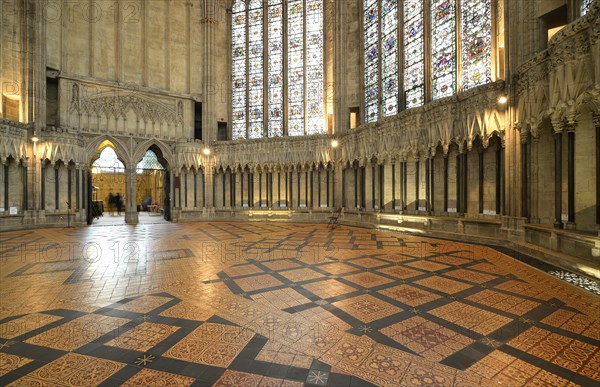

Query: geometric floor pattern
left=0, top=222, right=598, bottom=386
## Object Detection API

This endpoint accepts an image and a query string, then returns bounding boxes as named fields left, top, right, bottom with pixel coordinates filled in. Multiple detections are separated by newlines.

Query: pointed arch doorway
left=87, top=141, right=127, bottom=225
left=136, top=146, right=170, bottom=223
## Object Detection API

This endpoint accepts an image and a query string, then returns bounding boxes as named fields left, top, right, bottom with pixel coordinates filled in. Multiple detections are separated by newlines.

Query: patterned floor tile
left=251, top=288, right=311, bottom=310
left=115, top=295, right=173, bottom=314
left=414, top=276, right=472, bottom=294
left=262, top=259, right=302, bottom=272
left=380, top=316, right=474, bottom=361
left=541, top=309, right=600, bottom=340
left=468, top=350, right=577, bottom=386
left=507, top=327, right=600, bottom=381
left=223, top=263, right=264, bottom=278
left=350, top=257, right=389, bottom=269
left=234, top=274, right=284, bottom=292
left=429, top=302, right=512, bottom=335
left=2, top=222, right=599, bottom=387
left=0, top=313, right=62, bottom=340
left=163, top=323, right=253, bottom=367
left=378, top=284, right=441, bottom=307
left=333, top=294, right=402, bottom=323
left=159, top=300, right=216, bottom=321
left=278, top=268, right=325, bottom=283
left=405, top=260, right=450, bottom=272
left=8, top=353, right=125, bottom=386
left=494, top=280, right=553, bottom=301
left=443, top=268, right=498, bottom=284
left=25, top=314, right=130, bottom=351
left=342, top=272, right=394, bottom=288
left=255, top=340, right=314, bottom=368
left=317, top=262, right=359, bottom=275
left=105, top=322, right=180, bottom=352
left=301, top=279, right=357, bottom=299
left=377, top=265, right=425, bottom=280
left=214, top=370, right=302, bottom=387
left=466, top=289, right=540, bottom=316
left=121, top=368, right=196, bottom=386
left=0, top=353, right=33, bottom=377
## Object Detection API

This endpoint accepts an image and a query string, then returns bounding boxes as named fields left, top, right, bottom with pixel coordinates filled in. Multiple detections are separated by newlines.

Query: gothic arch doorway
left=136, top=146, right=170, bottom=223
left=88, top=141, right=126, bottom=225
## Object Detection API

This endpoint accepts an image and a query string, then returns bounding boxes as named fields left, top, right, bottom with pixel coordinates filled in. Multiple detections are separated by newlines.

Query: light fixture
left=203, top=147, right=211, bottom=156
left=331, top=139, right=339, bottom=148
left=497, top=95, right=508, bottom=104
left=31, top=136, right=39, bottom=142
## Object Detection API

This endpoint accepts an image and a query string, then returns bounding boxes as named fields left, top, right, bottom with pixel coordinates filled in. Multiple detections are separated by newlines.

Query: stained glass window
left=231, top=0, right=246, bottom=140
left=287, top=0, right=305, bottom=136
left=431, top=0, right=456, bottom=100
left=363, top=0, right=493, bottom=120
left=461, top=0, right=491, bottom=90
left=305, top=0, right=324, bottom=135
left=92, top=147, right=124, bottom=173
left=403, top=0, right=424, bottom=108
left=233, top=0, right=324, bottom=138
left=136, top=150, right=165, bottom=173
left=364, top=0, right=379, bottom=123
left=268, top=0, right=283, bottom=137
left=381, top=0, right=398, bottom=117
left=581, top=0, right=593, bottom=15
left=248, top=0, right=264, bottom=139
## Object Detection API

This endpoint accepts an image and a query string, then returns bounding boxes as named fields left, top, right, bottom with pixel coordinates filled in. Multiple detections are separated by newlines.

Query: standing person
left=108, top=192, right=115, bottom=215
left=115, top=193, right=123, bottom=215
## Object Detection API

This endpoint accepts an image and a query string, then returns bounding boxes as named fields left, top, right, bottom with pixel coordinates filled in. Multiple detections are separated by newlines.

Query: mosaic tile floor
left=0, top=222, right=599, bottom=386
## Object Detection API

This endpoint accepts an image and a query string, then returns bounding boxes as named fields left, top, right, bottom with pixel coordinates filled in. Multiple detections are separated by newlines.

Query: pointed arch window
left=92, top=147, right=125, bottom=173
left=231, top=0, right=325, bottom=140
left=363, top=0, right=493, bottom=120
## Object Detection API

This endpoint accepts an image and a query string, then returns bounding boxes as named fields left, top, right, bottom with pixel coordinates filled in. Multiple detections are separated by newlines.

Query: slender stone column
left=443, top=155, right=448, bottom=212
left=566, top=123, right=576, bottom=227
left=479, top=148, right=484, bottom=214
left=554, top=130, right=563, bottom=229
left=595, top=115, right=600, bottom=226
left=125, top=163, right=139, bottom=224
left=415, top=160, right=420, bottom=212
left=496, top=141, right=503, bottom=215
left=456, top=153, right=462, bottom=213
left=521, top=132, right=529, bottom=218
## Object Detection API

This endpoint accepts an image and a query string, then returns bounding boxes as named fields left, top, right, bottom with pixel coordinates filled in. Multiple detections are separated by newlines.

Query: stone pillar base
left=125, top=211, right=139, bottom=224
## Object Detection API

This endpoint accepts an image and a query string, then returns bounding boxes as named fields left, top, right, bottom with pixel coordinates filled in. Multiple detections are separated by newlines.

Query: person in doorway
left=115, top=193, right=123, bottom=215
left=108, top=192, right=115, bottom=215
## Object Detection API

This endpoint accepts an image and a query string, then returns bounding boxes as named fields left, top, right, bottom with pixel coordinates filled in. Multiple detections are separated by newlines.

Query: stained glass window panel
left=431, top=0, right=456, bottom=100
left=248, top=0, right=264, bottom=139
left=268, top=0, right=283, bottom=137
left=306, top=0, right=324, bottom=135
left=403, top=0, right=424, bottom=108
left=287, top=0, right=304, bottom=136
left=381, top=0, right=398, bottom=116
left=232, top=0, right=247, bottom=140
left=581, top=0, right=593, bottom=15
left=461, top=0, right=491, bottom=90
left=364, top=0, right=379, bottom=123
left=93, top=147, right=125, bottom=173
